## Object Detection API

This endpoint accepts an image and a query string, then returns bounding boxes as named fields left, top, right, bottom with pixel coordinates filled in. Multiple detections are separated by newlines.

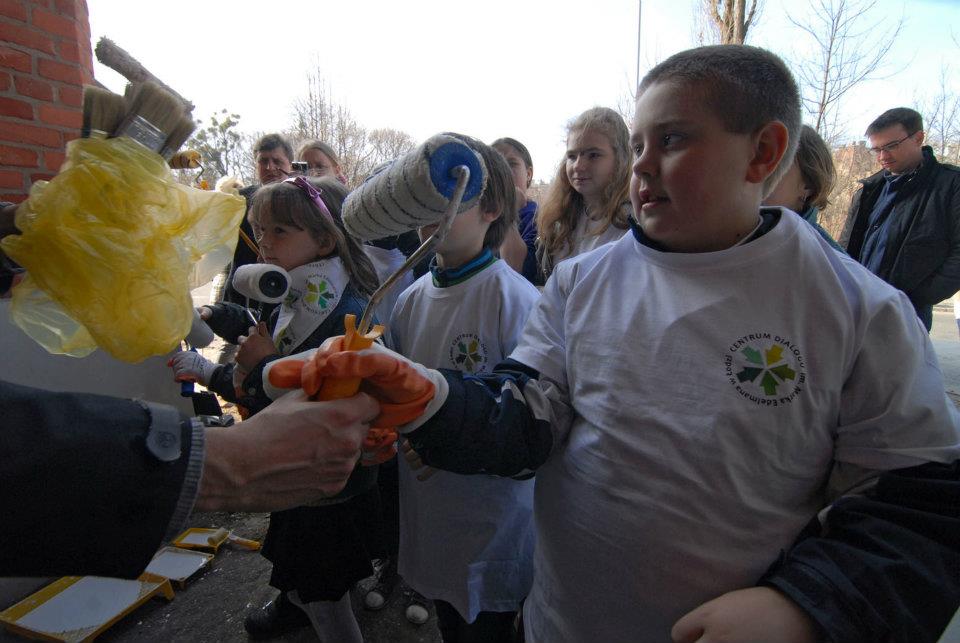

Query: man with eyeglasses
left=845, top=107, right=960, bottom=331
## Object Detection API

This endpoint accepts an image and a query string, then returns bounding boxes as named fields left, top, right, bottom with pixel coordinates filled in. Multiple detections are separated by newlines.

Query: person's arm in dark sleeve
left=0, top=380, right=203, bottom=578
left=759, top=461, right=960, bottom=643
left=201, top=302, right=256, bottom=345
left=405, top=358, right=569, bottom=477
left=906, top=180, right=960, bottom=309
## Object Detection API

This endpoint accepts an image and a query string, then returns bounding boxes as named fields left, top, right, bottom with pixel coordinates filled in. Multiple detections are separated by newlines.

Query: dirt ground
left=0, top=508, right=441, bottom=643
left=98, top=509, right=441, bottom=643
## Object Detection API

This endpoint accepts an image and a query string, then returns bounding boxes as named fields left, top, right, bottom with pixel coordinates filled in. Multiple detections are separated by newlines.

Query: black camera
left=291, top=161, right=308, bottom=175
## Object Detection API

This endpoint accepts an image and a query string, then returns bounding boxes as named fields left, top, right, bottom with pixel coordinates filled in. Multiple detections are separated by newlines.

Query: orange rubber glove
left=268, top=338, right=443, bottom=465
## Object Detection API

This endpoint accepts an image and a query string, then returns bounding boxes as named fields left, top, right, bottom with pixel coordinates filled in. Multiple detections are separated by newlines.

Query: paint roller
left=343, top=133, right=486, bottom=241
left=313, top=133, right=487, bottom=400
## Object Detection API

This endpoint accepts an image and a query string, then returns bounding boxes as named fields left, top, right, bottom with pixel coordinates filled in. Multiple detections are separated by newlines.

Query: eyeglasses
left=868, top=134, right=914, bottom=156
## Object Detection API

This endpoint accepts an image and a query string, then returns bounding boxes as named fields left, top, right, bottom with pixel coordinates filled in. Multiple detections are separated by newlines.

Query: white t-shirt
left=551, top=203, right=631, bottom=266
left=511, top=211, right=960, bottom=642
left=389, top=259, right=541, bottom=621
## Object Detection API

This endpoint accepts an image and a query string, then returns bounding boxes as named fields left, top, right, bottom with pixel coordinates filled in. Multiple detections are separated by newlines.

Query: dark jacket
left=221, top=184, right=261, bottom=305
left=1, top=381, right=199, bottom=578
left=845, top=147, right=960, bottom=328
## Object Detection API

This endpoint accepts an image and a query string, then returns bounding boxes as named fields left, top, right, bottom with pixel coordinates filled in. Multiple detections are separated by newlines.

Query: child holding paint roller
left=169, top=176, right=384, bottom=642
left=278, top=47, right=960, bottom=643
left=536, top=106, right=632, bottom=279
left=385, top=134, right=539, bottom=641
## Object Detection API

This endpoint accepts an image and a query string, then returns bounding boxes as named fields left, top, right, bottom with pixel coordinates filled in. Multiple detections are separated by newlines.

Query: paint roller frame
left=354, top=165, right=472, bottom=336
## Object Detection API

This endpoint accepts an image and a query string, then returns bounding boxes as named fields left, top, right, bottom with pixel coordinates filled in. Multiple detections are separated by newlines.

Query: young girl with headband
left=170, top=176, right=381, bottom=642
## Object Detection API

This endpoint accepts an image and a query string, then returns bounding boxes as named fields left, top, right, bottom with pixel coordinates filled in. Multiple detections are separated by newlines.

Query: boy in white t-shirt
left=388, top=134, right=539, bottom=642
left=309, top=46, right=960, bottom=643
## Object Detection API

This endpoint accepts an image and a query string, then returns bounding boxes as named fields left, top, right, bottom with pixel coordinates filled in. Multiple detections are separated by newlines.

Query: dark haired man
left=845, top=107, right=960, bottom=330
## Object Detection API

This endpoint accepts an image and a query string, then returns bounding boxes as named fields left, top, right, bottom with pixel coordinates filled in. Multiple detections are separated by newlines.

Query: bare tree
left=698, top=0, right=763, bottom=44
left=920, top=66, right=960, bottom=164
left=288, top=68, right=419, bottom=187
left=820, top=140, right=875, bottom=244
left=367, top=128, right=416, bottom=167
left=790, top=0, right=903, bottom=143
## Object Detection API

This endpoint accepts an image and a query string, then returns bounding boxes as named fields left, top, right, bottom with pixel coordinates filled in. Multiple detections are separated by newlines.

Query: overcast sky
left=88, top=0, right=958, bottom=182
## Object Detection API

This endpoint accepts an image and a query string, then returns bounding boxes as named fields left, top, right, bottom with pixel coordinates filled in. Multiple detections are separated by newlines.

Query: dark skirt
left=261, top=471, right=384, bottom=602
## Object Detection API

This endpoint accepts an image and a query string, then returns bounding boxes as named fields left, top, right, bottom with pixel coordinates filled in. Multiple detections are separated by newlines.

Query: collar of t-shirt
left=429, top=248, right=497, bottom=288
left=627, top=209, right=781, bottom=251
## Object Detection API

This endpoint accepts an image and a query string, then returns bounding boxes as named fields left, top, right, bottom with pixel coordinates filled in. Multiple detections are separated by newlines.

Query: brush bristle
left=125, top=82, right=184, bottom=134
left=114, top=81, right=186, bottom=151
left=82, top=85, right=125, bottom=137
left=162, top=114, right=197, bottom=157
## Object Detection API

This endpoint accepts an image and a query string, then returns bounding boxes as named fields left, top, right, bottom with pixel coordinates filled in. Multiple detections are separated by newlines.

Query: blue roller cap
left=428, top=141, right=484, bottom=202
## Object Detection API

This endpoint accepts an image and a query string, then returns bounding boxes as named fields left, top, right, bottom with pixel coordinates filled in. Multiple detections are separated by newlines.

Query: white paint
left=15, top=577, right=142, bottom=633
left=145, top=548, right=211, bottom=583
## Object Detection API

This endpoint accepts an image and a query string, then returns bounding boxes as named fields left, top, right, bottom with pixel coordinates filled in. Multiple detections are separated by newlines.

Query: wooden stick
left=94, top=37, right=194, bottom=113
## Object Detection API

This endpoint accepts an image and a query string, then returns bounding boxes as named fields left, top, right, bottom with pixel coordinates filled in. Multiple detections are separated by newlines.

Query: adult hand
left=236, top=322, right=277, bottom=371
left=671, top=587, right=820, bottom=643
left=196, top=389, right=379, bottom=512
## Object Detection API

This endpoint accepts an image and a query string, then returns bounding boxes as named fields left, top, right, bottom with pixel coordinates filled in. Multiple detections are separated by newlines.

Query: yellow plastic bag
left=1, top=137, right=246, bottom=362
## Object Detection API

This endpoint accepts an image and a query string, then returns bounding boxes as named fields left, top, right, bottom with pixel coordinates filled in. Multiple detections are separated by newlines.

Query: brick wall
left=0, top=0, right=92, bottom=202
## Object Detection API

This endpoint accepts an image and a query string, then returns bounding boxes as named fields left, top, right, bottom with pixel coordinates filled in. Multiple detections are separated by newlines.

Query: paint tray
left=172, top=527, right=260, bottom=553
left=171, top=527, right=229, bottom=553
left=144, top=546, right=213, bottom=589
left=0, top=573, right=173, bottom=642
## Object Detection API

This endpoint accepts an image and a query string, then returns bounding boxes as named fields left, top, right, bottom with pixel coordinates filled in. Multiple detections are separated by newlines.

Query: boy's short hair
left=639, top=45, right=801, bottom=192
left=447, top=133, right=517, bottom=249
left=253, top=133, right=293, bottom=162
left=865, top=108, right=923, bottom=137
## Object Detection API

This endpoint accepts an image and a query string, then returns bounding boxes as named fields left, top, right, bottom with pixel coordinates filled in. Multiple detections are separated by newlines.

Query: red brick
left=0, top=120, right=61, bottom=146
left=57, top=84, right=81, bottom=107
left=0, top=169, right=23, bottom=189
left=53, top=0, right=80, bottom=19
left=0, top=144, right=38, bottom=167
left=30, top=172, right=55, bottom=182
left=43, top=148, right=64, bottom=170
left=0, top=46, right=32, bottom=73
left=56, top=39, right=80, bottom=63
left=31, top=7, right=78, bottom=39
left=37, top=57, right=80, bottom=84
left=13, top=74, right=53, bottom=101
left=0, top=22, right=56, bottom=55
left=0, top=96, right=33, bottom=119
left=0, top=193, right=28, bottom=203
left=0, top=0, right=27, bottom=22
left=38, top=103, right=80, bottom=128
left=0, top=70, right=9, bottom=91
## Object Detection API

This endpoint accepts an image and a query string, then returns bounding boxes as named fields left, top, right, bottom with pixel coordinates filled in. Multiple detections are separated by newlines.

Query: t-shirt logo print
left=725, top=333, right=807, bottom=407
left=738, top=344, right=795, bottom=395
left=304, top=276, right=336, bottom=312
left=449, top=333, right=487, bottom=373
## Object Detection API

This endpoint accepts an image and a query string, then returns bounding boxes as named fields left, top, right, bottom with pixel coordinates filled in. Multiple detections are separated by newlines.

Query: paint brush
left=113, top=81, right=184, bottom=153
left=81, top=85, right=125, bottom=138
